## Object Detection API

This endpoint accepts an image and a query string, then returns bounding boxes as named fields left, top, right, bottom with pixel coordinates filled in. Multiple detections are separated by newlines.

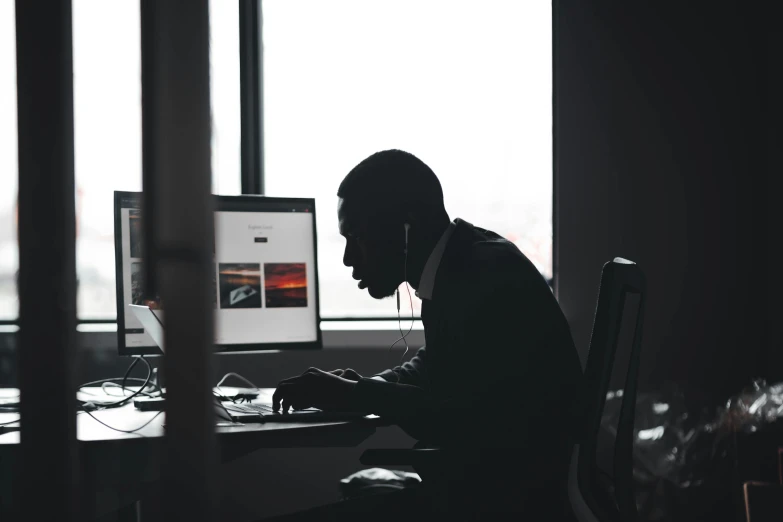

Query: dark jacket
left=351, top=219, right=584, bottom=484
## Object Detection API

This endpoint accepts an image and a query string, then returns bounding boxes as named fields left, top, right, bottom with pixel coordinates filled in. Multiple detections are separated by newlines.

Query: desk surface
left=0, top=387, right=379, bottom=448
left=0, top=387, right=381, bottom=517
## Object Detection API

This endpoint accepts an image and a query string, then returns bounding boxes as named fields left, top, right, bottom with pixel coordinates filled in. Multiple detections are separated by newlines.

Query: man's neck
left=407, top=217, right=452, bottom=290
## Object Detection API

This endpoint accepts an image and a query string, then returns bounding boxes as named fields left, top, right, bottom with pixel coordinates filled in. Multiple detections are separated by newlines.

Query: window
left=263, top=0, right=553, bottom=318
left=72, top=0, right=143, bottom=320
left=73, top=0, right=240, bottom=319
left=0, top=0, right=241, bottom=321
left=0, top=2, right=18, bottom=321
left=209, top=0, right=242, bottom=197
left=2, top=0, right=552, bottom=325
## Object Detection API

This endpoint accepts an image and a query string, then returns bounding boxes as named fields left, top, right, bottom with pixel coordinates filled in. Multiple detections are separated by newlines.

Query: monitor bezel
left=114, top=191, right=323, bottom=356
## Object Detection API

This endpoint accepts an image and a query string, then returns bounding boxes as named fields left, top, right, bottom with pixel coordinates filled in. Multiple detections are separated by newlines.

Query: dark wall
left=765, top=10, right=781, bottom=377
left=555, top=1, right=771, bottom=407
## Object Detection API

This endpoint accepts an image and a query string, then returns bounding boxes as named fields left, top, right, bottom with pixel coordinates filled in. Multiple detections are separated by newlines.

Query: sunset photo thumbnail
left=264, top=263, right=307, bottom=308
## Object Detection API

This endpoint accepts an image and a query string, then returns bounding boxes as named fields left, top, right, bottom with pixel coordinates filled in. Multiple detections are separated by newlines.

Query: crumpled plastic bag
left=600, top=379, right=783, bottom=521
left=600, top=385, right=715, bottom=484
left=339, top=467, right=421, bottom=500
left=715, top=379, right=783, bottom=434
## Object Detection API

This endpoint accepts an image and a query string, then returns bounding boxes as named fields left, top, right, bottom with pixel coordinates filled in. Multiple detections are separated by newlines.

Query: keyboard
left=217, top=400, right=367, bottom=423
left=223, top=402, right=274, bottom=415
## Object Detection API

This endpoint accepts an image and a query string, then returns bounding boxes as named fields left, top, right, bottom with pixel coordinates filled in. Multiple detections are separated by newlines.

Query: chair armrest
left=360, top=448, right=442, bottom=466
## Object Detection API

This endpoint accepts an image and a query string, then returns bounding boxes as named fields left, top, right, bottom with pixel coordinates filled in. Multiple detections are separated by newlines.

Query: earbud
left=399, top=223, right=410, bottom=311
left=391, top=222, right=414, bottom=384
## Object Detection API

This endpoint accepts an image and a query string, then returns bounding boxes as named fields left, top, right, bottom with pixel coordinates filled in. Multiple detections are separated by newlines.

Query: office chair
left=361, top=257, right=646, bottom=521
left=567, top=257, right=645, bottom=522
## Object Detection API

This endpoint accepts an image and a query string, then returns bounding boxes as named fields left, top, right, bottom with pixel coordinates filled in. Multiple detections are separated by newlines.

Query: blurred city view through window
left=263, top=0, right=552, bottom=318
left=0, top=0, right=551, bottom=321
left=0, top=0, right=240, bottom=320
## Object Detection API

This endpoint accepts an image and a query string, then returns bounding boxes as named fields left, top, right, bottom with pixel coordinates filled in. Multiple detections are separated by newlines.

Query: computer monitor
left=114, top=191, right=322, bottom=355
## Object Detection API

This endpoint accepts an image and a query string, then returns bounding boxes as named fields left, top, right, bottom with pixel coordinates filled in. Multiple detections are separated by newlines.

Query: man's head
left=337, top=149, right=448, bottom=299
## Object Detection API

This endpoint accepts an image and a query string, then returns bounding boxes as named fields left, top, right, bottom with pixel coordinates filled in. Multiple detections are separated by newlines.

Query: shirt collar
left=415, top=221, right=457, bottom=300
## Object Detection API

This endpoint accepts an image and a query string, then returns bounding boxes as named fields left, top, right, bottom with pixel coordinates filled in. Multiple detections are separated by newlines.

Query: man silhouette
left=270, top=149, right=583, bottom=519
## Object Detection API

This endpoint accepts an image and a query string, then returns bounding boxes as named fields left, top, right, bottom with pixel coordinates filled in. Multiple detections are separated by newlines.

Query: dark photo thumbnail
left=211, top=262, right=218, bottom=309
left=264, top=263, right=307, bottom=308
left=131, top=262, right=144, bottom=305
left=129, top=209, right=143, bottom=258
left=130, top=261, right=161, bottom=308
left=219, top=263, right=262, bottom=309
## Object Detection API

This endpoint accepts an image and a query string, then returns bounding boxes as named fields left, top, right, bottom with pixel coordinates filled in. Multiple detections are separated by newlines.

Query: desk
left=0, top=387, right=380, bottom=519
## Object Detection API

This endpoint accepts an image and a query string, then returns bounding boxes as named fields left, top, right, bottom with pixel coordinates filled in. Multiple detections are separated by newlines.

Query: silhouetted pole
left=239, top=0, right=264, bottom=195
left=140, top=1, right=217, bottom=520
left=14, top=0, right=80, bottom=519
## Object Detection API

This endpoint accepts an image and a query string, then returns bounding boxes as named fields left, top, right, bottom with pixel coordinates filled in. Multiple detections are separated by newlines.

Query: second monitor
left=113, top=191, right=323, bottom=355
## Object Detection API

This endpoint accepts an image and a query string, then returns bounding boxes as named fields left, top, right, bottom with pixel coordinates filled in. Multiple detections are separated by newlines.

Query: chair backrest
left=568, top=257, right=646, bottom=522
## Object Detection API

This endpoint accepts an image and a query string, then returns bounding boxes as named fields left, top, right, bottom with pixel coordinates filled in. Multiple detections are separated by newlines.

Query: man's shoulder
left=434, top=219, right=551, bottom=299
left=457, top=222, right=536, bottom=280
left=471, top=236, right=523, bottom=266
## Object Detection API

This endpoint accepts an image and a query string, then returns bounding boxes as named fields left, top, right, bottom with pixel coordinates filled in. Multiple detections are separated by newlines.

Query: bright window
left=1, top=1, right=551, bottom=323
left=72, top=0, right=240, bottom=319
left=0, top=2, right=18, bottom=320
left=263, top=0, right=552, bottom=318
left=0, top=0, right=241, bottom=321
left=72, top=0, right=144, bottom=320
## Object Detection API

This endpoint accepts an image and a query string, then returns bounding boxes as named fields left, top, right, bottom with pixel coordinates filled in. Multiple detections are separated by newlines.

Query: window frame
left=238, top=1, right=419, bottom=323
left=3, top=1, right=556, bottom=338
left=239, top=0, right=263, bottom=196
left=247, top=0, right=555, bottom=321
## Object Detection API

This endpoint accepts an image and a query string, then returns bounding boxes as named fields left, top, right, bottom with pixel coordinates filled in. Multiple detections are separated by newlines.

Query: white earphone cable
left=390, top=224, right=415, bottom=383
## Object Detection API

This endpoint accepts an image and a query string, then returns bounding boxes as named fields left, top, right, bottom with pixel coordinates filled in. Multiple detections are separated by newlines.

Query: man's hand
left=328, top=368, right=362, bottom=381
left=272, top=367, right=358, bottom=413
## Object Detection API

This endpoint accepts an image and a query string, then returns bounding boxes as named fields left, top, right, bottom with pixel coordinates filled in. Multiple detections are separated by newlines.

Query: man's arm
left=350, top=372, right=522, bottom=444
left=372, top=346, right=428, bottom=386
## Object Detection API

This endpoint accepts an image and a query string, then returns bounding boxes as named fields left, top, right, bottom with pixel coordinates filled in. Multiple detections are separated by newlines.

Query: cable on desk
left=121, top=356, right=140, bottom=395
left=216, top=372, right=259, bottom=391
left=3, top=411, right=161, bottom=435
left=0, top=416, right=20, bottom=426
left=82, top=409, right=163, bottom=434
left=5, top=359, right=161, bottom=433
left=212, top=390, right=236, bottom=419
left=215, top=372, right=260, bottom=403
left=79, top=359, right=160, bottom=396
left=99, top=381, right=157, bottom=398
left=80, top=377, right=160, bottom=395
left=79, top=357, right=156, bottom=410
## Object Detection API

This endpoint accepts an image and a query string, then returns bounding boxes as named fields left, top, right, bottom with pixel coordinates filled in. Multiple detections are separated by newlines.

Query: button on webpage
left=254, top=237, right=268, bottom=243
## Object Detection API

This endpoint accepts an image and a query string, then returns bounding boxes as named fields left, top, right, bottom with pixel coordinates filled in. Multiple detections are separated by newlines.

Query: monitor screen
left=114, top=191, right=322, bottom=355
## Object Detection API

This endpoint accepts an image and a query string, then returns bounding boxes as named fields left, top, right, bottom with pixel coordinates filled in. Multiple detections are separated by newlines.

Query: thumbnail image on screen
left=219, top=263, right=262, bottom=309
left=129, top=209, right=142, bottom=259
left=264, top=263, right=307, bottom=308
left=131, top=262, right=144, bottom=305
left=211, top=262, right=218, bottom=309
left=130, top=260, right=162, bottom=309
